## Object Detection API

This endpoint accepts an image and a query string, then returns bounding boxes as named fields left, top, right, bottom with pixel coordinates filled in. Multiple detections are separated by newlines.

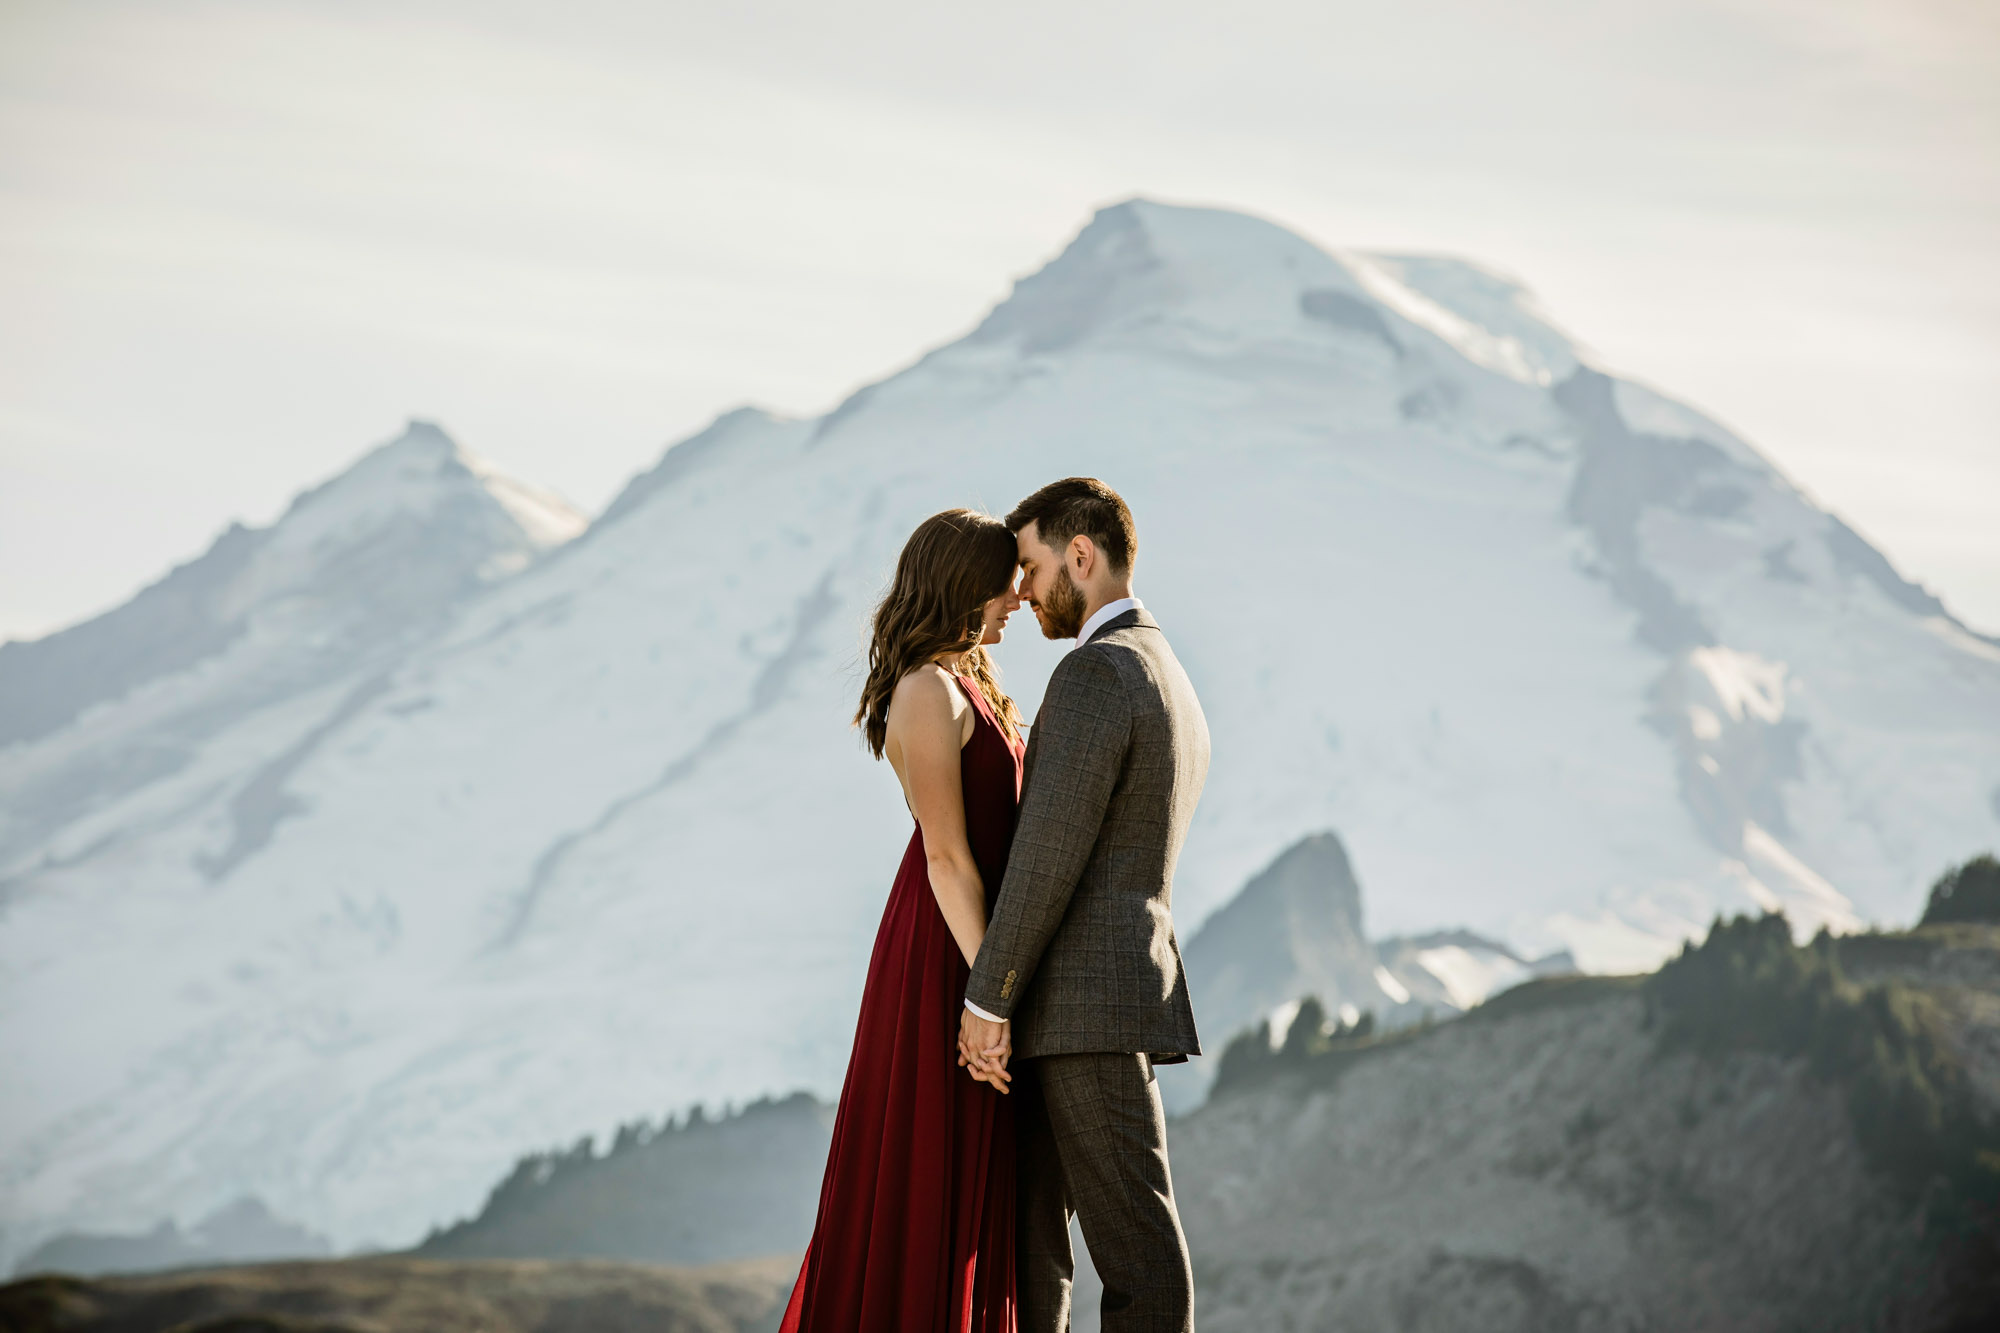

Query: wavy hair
left=856, top=509, right=1022, bottom=758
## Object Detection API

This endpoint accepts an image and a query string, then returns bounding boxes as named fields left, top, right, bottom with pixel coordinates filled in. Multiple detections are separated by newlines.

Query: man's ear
left=1068, top=534, right=1097, bottom=579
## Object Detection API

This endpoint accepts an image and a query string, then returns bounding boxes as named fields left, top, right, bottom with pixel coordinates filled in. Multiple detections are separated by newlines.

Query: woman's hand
left=957, top=1009, right=1011, bottom=1093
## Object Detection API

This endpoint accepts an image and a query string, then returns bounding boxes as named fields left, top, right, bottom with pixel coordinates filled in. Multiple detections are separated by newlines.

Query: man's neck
left=1079, top=585, right=1136, bottom=627
left=1075, top=587, right=1139, bottom=643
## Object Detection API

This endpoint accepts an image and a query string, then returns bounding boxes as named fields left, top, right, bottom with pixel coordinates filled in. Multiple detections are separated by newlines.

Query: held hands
left=957, top=1009, right=1012, bottom=1093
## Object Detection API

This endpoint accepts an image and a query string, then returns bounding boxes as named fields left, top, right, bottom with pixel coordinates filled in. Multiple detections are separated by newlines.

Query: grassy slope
left=1179, top=920, right=1999, bottom=1333
left=413, top=1093, right=831, bottom=1265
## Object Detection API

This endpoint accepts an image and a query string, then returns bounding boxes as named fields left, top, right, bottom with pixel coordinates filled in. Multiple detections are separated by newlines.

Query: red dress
left=782, top=674, right=1023, bottom=1332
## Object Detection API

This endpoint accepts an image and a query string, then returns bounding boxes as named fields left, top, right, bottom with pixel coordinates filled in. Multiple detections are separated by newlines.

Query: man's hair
left=1006, top=477, right=1136, bottom=575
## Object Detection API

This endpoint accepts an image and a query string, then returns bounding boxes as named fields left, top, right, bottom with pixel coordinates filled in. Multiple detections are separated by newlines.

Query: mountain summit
left=972, top=200, right=1576, bottom=389
left=2, top=200, right=1994, bottom=1264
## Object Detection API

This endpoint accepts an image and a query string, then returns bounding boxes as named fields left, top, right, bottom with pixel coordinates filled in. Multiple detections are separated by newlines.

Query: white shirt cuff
left=963, top=999, right=1006, bottom=1023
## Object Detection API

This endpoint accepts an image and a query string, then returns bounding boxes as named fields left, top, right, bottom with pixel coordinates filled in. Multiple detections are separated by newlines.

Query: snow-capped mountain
left=3, top=200, right=1996, bottom=1266
left=0, top=421, right=584, bottom=877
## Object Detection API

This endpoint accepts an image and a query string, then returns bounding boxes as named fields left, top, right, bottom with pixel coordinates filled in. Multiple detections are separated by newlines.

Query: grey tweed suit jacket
left=965, top=608, right=1210, bottom=1061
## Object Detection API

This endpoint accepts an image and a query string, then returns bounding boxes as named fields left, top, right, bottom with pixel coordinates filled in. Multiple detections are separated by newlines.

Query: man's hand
left=957, top=1009, right=1012, bottom=1092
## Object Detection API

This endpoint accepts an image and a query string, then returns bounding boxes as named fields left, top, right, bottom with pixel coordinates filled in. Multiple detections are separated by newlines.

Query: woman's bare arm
left=888, top=667, right=1009, bottom=1092
left=885, top=666, right=988, bottom=969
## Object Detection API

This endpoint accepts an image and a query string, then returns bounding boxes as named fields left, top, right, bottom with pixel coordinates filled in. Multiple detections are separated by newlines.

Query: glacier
left=2, top=199, right=1996, bottom=1265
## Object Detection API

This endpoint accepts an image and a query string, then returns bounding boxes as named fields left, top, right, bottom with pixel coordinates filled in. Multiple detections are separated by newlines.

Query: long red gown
left=781, top=674, right=1023, bottom=1332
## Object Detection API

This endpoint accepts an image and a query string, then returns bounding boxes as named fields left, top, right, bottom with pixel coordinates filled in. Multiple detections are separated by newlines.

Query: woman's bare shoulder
left=887, top=662, right=962, bottom=721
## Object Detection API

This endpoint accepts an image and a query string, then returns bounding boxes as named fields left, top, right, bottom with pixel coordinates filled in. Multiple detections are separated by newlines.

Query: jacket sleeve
left=964, top=646, right=1130, bottom=1018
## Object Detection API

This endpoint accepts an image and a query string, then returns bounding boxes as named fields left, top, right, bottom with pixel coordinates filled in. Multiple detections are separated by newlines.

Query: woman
left=780, top=509, right=1026, bottom=1331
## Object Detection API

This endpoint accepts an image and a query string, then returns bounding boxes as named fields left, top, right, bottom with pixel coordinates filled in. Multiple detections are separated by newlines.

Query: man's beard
left=1036, top=564, right=1088, bottom=640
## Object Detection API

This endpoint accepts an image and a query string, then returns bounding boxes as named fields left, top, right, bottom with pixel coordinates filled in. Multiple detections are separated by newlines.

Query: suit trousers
left=1017, top=1052, right=1194, bottom=1333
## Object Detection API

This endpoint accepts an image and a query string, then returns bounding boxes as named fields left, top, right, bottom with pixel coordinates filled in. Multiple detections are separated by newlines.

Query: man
left=958, top=477, right=1210, bottom=1332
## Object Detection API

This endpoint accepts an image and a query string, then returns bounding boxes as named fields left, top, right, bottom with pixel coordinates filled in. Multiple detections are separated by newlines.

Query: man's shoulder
left=1037, top=641, right=1141, bottom=728
left=1057, top=636, right=1172, bottom=718
left=1087, top=619, right=1181, bottom=674
left=1060, top=608, right=1180, bottom=695
left=1089, top=623, right=1202, bottom=717
left=1049, top=639, right=1125, bottom=691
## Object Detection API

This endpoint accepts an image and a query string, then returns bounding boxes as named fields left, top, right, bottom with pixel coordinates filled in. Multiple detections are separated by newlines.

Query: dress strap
left=954, top=673, right=1021, bottom=754
left=952, top=672, right=994, bottom=727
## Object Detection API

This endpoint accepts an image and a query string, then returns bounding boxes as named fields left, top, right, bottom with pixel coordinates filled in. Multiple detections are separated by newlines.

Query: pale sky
left=3, top=0, right=1996, bottom=640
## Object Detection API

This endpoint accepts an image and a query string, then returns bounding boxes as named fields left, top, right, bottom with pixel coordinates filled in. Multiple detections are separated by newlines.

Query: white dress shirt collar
left=1075, top=595, right=1143, bottom=648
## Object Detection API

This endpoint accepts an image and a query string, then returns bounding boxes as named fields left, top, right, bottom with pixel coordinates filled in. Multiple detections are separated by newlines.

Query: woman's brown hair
left=856, top=509, right=1022, bottom=758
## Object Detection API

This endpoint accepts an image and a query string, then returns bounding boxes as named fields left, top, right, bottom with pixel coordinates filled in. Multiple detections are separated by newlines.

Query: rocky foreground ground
left=0, top=1255, right=795, bottom=1333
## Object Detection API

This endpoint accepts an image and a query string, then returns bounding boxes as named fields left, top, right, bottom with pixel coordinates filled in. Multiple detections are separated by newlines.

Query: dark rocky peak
left=1205, top=829, right=1367, bottom=945
left=1181, top=831, right=1379, bottom=1058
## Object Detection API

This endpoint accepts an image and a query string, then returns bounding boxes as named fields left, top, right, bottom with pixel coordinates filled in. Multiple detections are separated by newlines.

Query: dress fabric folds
left=781, top=674, right=1023, bottom=1332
